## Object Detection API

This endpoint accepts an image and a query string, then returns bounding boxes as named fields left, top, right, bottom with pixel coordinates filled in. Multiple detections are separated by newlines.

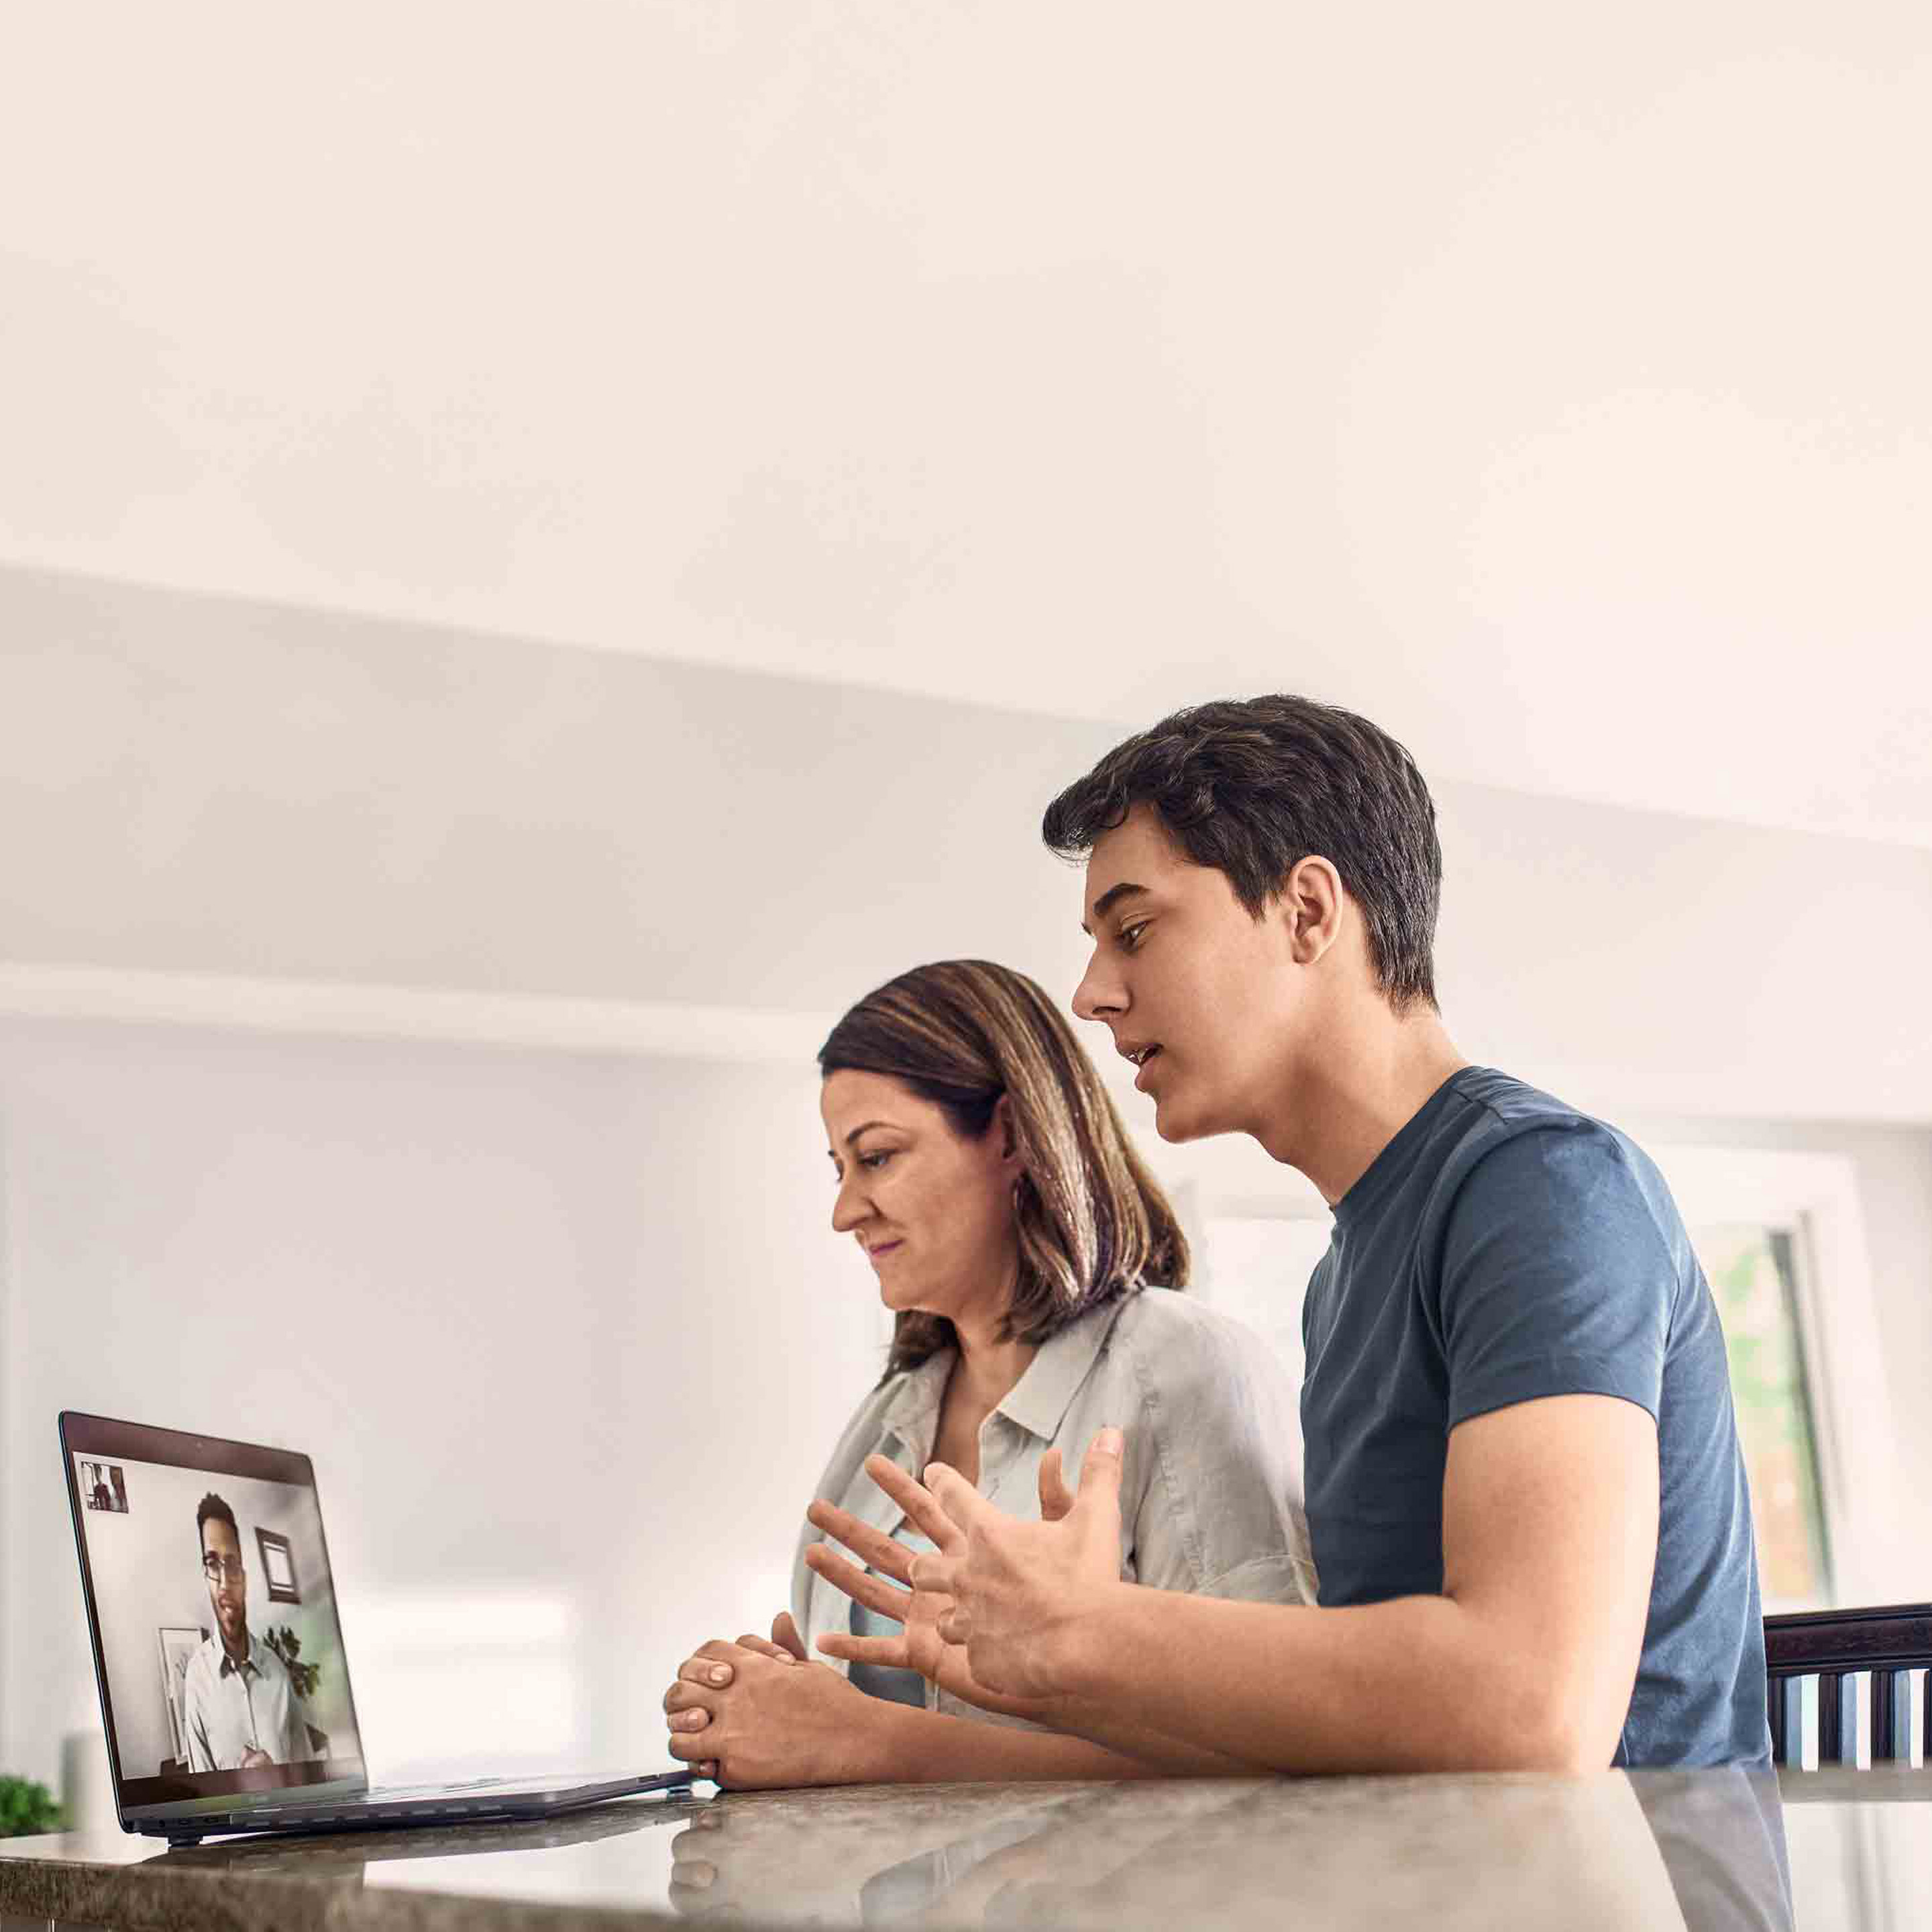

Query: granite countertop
left=2, top=1764, right=1923, bottom=1932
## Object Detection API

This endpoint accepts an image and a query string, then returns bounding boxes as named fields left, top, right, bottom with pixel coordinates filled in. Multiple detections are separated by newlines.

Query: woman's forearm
left=863, top=1695, right=1258, bottom=1782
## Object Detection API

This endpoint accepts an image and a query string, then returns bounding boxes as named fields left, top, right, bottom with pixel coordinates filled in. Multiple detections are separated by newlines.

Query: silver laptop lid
left=62, top=1412, right=370, bottom=1825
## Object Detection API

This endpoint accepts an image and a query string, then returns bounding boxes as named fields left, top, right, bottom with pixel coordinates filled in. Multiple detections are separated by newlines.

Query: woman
left=661, top=960, right=1314, bottom=1786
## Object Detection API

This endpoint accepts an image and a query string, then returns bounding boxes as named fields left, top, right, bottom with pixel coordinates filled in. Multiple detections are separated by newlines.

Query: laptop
left=61, top=1411, right=696, bottom=1847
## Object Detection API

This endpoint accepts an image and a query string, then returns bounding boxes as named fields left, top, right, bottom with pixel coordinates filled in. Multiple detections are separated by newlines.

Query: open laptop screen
left=62, top=1413, right=368, bottom=1813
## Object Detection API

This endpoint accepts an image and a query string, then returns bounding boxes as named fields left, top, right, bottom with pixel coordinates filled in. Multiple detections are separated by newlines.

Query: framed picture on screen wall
left=255, top=1527, right=300, bottom=1603
left=156, top=1624, right=203, bottom=1763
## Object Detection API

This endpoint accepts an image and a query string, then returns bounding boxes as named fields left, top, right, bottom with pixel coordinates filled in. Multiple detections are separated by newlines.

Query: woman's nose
left=830, top=1172, right=867, bottom=1234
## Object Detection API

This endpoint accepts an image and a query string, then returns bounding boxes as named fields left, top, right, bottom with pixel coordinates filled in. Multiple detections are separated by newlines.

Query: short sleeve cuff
left=1448, top=1356, right=1663, bottom=1434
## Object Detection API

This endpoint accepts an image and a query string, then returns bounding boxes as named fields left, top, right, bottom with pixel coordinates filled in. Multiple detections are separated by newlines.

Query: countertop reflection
left=3, top=1765, right=1923, bottom=1931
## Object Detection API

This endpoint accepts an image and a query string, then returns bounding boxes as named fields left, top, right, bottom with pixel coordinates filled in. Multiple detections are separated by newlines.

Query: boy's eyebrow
left=1081, top=881, right=1149, bottom=936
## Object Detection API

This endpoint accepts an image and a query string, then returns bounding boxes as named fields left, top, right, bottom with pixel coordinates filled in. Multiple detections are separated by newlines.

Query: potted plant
left=263, top=1625, right=320, bottom=1699
left=0, top=1776, right=63, bottom=1839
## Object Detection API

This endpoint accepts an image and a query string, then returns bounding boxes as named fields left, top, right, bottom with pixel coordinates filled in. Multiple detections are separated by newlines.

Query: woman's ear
left=991, top=1092, right=1022, bottom=1167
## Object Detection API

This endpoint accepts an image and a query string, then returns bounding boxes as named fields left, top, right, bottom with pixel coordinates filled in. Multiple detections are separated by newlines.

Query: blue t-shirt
left=1300, top=1066, right=1769, bottom=1768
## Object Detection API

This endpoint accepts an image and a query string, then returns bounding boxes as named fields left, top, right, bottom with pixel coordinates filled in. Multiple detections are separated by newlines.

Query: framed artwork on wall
left=156, top=1625, right=203, bottom=1762
left=255, top=1527, right=300, bottom=1603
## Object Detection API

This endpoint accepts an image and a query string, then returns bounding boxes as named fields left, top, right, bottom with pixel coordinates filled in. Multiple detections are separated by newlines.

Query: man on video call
left=180, top=1493, right=314, bottom=1773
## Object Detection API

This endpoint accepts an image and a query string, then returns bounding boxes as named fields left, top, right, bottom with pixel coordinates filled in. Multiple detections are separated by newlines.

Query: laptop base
left=142, top=1770, right=698, bottom=1848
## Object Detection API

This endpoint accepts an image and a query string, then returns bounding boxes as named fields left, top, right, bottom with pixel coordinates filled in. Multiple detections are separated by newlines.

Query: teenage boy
left=811, top=695, right=1768, bottom=1772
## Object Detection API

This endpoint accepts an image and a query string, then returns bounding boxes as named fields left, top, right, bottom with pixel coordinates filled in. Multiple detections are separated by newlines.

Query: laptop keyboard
left=352, top=1778, right=547, bottom=1803
left=262, top=1777, right=548, bottom=1811
left=238, top=1772, right=672, bottom=1823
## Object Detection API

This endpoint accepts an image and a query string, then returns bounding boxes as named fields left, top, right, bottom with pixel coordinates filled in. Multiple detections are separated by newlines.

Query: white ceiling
left=3, top=5, right=1929, bottom=846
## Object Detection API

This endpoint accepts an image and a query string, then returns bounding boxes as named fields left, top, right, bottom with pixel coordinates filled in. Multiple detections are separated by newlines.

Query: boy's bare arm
left=918, top=1396, right=1658, bottom=1774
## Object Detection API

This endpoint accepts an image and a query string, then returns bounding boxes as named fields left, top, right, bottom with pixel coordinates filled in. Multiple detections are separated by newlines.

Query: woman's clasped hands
left=661, top=1612, right=879, bottom=1790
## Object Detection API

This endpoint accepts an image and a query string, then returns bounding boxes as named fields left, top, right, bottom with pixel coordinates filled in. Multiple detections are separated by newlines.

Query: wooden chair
left=1765, top=1603, right=1932, bottom=1765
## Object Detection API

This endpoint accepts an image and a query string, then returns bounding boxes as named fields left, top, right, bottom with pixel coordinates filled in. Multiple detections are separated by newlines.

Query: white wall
left=0, top=566, right=1099, bottom=1024
left=0, top=1019, right=879, bottom=1791
left=1432, top=784, right=1932, bottom=1124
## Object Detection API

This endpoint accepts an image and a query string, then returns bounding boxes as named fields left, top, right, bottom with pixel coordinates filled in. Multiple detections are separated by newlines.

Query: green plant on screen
left=263, top=1625, right=321, bottom=1701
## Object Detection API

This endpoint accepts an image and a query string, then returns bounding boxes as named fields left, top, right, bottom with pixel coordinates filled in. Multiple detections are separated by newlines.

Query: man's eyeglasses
left=201, top=1554, right=246, bottom=1584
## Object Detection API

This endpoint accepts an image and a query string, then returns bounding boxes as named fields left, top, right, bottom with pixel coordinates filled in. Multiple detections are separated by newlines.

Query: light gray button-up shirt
left=181, top=1629, right=313, bottom=1772
left=792, top=1286, right=1317, bottom=1730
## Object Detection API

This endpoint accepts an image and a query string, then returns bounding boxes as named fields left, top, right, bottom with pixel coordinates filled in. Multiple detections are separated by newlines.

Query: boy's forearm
left=1041, top=1584, right=1601, bottom=1776
left=864, top=1693, right=1263, bottom=1782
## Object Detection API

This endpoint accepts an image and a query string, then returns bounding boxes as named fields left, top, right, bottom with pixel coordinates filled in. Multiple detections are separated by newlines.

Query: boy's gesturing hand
left=804, top=1455, right=1048, bottom=1719
left=914, top=1426, right=1127, bottom=1701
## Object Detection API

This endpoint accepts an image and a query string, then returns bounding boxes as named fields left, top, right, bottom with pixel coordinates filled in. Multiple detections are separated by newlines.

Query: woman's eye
left=1120, top=920, right=1150, bottom=952
left=859, top=1150, right=893, bottom=1171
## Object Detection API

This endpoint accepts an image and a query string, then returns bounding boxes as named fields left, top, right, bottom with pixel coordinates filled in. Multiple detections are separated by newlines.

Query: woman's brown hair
left=818, top=959, right=1190, bottom=1381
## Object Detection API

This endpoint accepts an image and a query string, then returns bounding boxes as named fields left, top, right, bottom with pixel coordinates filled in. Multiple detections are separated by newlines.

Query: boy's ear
left=1283, top=855, right=1345, bottom=963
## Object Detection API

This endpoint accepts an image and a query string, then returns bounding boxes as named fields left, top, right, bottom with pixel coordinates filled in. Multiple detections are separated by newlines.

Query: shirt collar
left=995, top=1293, right=1134, bottom=1441
left=216, top=1631, right=268, bottom=1681
left=878, top=1349, right=954, bottom=1466
left=877, top=1292, right=1137, bottom=1460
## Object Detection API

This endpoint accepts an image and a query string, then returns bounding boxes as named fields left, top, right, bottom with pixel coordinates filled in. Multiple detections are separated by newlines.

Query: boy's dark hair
left=1042, top=695, right=1443, bottom=1014
left=196, top=1491, right=239, bottom=1556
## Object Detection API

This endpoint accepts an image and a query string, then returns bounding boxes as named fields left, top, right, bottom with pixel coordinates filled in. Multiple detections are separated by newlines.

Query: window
left=1688, top=1222, right=1831, bottom=1607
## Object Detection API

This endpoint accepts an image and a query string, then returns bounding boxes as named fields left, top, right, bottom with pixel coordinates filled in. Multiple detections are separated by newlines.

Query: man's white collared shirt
left=181, top=1629, right=312, bottom=1772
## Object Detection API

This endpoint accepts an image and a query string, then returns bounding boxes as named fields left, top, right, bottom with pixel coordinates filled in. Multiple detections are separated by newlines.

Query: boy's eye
left=1120, top=920, right=1150, bottom=951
